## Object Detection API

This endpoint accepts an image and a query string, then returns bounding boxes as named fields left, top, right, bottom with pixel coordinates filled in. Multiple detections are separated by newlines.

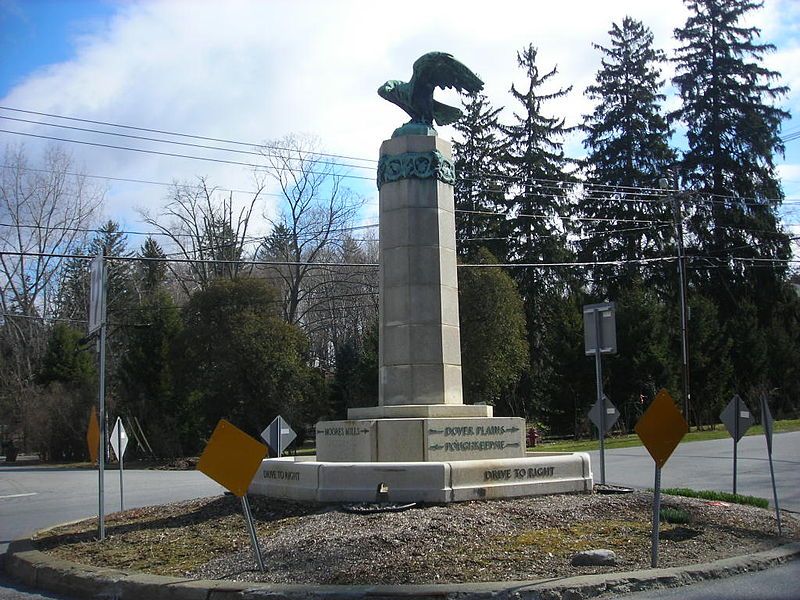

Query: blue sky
left=1, top=0, right=799, bottom=250
left=1, top=1, right=118, bottom=94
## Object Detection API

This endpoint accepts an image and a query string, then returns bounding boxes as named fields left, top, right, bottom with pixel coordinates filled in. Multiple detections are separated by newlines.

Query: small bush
left=660, top=507, right=691, bottom=524
left=662, top=488, right=768, bottom=509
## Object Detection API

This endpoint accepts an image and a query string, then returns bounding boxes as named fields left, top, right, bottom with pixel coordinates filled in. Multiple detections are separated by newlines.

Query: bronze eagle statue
left=378, top=52, right=484, bottom=128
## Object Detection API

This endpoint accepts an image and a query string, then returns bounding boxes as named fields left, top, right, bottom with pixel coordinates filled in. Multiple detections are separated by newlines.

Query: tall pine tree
left=580, top=17, right=676, bottom=296
left=671, top=0, right=791, bottom=301
left=671, top=0, right=796, bottom=413
left=502, top=44, right=576, bottom=278
left=500, top=45, right=579, bottom=419
left=452, top=92, right=509, bottom=260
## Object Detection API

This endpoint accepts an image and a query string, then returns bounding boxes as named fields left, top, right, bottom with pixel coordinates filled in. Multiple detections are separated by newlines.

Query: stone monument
left=250, top=52, right=593, bottom=503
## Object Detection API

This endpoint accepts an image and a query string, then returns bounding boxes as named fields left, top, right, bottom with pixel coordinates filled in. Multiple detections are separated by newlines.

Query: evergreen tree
left=502, top=44, right=576, bottom=277
left=580, top=17, right=676, bottom=295
left=458, top=249, right=529, bottom=410
left=172, top=277, right=324, bottom=449
left=671, top=0, right=794, bottom=413
left=89, top=220, right=135, bottom=310
left=671, top=0, right=791, bottom=300
left=203, top=216, right=245, bottom=280
left=30, top=323, right=96, bottom=460
left=37, top=322, right=95, bottom=386
left=116, top=291, right=184, bottom=456
left=452, top=92, right=509, bottom=260
left=328, top=322, right=378, bottom=418
left=137, top=236, right=167, bottom=295
left=604, top=280, right=678, bottom=431
left=54, top=251, right=90, bottom=322
left=55, top=221, right=134, bottom=324
left=500, top=45, right=579, bottom=418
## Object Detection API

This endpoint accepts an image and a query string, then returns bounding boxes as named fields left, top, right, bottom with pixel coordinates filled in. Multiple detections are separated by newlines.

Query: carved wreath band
left=376, top=150, right=455, bottom=190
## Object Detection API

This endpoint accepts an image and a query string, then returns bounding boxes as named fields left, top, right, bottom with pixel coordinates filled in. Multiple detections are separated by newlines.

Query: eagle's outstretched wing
left=411, top=52, right=484, bottom=95
left=409, top=52, right=484, bottom=126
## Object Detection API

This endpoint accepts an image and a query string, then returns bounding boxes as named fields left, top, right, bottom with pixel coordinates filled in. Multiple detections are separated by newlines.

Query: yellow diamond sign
left=197, top=419, right=268, bottom=498
left=634, top=388, right=688, bottom=468
left=86, top=409, right=100, bottom=463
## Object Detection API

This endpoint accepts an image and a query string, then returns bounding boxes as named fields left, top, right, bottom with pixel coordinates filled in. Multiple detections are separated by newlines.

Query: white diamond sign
left=720, top=395, right=753, bottom=443
left=261, top=415, right=296, bottom=457
left=110, top=417, right=129, bottom=460
left=588, top=394, right=620, bottom=433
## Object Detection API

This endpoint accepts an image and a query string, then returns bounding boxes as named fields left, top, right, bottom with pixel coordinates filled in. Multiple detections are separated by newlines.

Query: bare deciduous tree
left=139, top=176, right=265, bottom=297
left=302, top=235, right=378, bottom=369
left=0, top=144, right=103, bottom=437
left=256, top=134, right=365, bottom=329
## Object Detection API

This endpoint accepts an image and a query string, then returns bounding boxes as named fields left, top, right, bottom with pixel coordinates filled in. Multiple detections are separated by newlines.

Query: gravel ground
left=191, top=491, right=798, bottom=585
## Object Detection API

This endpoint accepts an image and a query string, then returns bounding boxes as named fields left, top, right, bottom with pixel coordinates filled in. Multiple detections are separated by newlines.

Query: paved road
left=0, top=466, right=225, bottom=553
left=613, top=558, right=800, bottom=599
left=0, top=465, right=224, bottom=599
left=589, top=431, right=800, bottom=512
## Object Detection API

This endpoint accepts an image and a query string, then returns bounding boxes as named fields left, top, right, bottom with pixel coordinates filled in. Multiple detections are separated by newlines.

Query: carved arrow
left=429, top=444, right=445, bottom=450
left=428, top=429, right=444, bottom=434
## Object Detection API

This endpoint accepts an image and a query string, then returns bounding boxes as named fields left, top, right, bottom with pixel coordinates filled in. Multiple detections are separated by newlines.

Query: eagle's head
left=377, top=80, right=400, bottom=101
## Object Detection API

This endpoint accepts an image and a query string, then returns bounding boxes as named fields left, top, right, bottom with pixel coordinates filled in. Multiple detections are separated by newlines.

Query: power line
left=457, top=208, right=672, bottom=225
left=0, top=129, right=376, bottom=183
left=0, top=162, right=276, bottom=197
left=0, top=249, right=685, bottom=269
left=0, top=115, right=377, bottom=173
left=0, top=249, right=378, bottom=268
left=0, top=105, right=378, bottom=165
left=461, top=175, right=800, bottom=207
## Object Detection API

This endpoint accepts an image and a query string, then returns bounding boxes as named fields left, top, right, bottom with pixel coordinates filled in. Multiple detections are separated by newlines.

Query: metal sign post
left=651, top=465, right=662, bottom=567
left=89, top=253, right=107, bottom=540
left=110, top=417, right=129, bottom=512
left=241, top=495, right=265, bottom=572
left=760, top=395, right=782, bottom=535
left=587, top=394, right=620, bottom=485
left=583, top=302, right=617, bottom=485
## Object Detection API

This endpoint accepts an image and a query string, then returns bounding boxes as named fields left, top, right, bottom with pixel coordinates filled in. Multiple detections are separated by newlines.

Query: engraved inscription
left=263, top=469, right=300, bottom=481
left=318, top=426, right=370, bottom=436
left=484, top=466, right=555, bottom=481
left=427, top=420, right=523, bottom=454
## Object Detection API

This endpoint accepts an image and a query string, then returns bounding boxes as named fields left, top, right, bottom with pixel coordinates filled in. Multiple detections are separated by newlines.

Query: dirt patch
left=34, top=491, right=798, bottom=585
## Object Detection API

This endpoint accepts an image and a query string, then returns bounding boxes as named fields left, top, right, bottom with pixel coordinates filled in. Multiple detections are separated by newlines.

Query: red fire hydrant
left=526, top=427, right=540, bottom=447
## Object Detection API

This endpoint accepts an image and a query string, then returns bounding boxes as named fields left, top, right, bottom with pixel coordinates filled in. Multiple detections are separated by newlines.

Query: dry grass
left=34, top=491, right=799, bottom=585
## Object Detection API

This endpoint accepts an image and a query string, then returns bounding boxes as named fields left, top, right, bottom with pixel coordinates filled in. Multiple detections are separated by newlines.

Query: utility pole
left=660, top=177, right=691, bottom=425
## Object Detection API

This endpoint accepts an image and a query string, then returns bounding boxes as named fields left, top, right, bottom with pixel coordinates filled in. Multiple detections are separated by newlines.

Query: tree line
left=1, top=0, right=798, bottom=460
left=452, top=0, right=798, bottom=435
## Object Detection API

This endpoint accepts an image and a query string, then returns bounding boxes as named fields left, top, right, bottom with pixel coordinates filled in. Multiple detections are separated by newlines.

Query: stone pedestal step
left=249, top=453, right=594, bottom=503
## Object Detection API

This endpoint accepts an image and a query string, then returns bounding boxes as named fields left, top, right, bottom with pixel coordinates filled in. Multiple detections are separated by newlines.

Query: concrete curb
left=3, top=537, right=799, bottom=600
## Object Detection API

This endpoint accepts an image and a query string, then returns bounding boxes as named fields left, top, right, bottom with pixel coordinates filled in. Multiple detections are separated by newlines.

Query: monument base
left=249, top=453, right=593, bottom=503
left=316, top=416, right=524, bottom=463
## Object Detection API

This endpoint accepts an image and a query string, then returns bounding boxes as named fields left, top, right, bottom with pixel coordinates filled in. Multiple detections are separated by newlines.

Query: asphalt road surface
left=589, top=431, right=800, bottom=512
left=612, top=559, right=800, bottom=599
left=0, top=466, right=224, bottom=599
left=1, top=433, right=797, bottom=599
